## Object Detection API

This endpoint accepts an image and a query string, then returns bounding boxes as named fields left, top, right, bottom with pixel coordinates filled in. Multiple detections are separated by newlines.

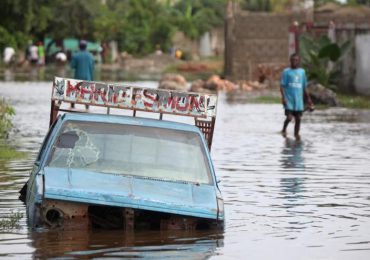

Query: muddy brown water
left=0, top=82, right=370, bottom=259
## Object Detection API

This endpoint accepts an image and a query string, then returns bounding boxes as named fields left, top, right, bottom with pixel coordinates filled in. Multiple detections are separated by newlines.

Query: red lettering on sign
left=176, top=96, right=189, bottom=112
left=110, top=89, right=127, bottom=104
left=80, top=84, right=94, bottom=100
left=143, top=90, right=158, bottom=108
left=57, top=78, right=215, bottom=117
left=189, top=95, right=202, bottom=112
left=109, top=92, right=117, bottom=103
left=98, top=87, right=108, bottom=103
left=166, top=95, right=178, bottom=110
left=66, top=81, right=83, bottom=97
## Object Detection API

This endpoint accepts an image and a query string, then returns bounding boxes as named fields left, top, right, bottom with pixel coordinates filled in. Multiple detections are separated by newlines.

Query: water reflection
left=281, top=138, right=304, bottom=170
left=55, top=65, right=67, bottom=78
left=4, top=69, right=14, bottom=81
left=30, top=229, right=223, bottom=259
left=280, top=138, right=305, bottom=201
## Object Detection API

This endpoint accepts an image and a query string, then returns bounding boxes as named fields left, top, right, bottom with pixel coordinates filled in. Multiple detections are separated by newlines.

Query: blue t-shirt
left=280, top=68, right=307, bottom=111
left=70, top=51, right=95, bottom=81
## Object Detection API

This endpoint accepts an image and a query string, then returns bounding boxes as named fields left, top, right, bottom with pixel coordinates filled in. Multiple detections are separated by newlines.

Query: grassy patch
left=0, top=211, right=23, bottom=230
left=252, top=95, right=281, bottom=104
left=337, top=94, right=370, bottom=109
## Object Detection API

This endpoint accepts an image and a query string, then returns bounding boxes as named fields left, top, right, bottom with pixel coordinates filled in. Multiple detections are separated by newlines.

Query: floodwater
left=1, top=81, right=370, bottom=259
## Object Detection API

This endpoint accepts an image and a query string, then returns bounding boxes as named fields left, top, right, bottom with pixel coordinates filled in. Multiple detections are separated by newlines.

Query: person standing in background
left=3, top=46, right=15, bottom=66
left=70, top=40, right=94, bottom=81
left=37, top=41, right=45, bottom=65
left=280, top=53, right=313, bottom=139
left=29, top=42, right=39, bottom=65
left=70, top=40, right=95, bottom=109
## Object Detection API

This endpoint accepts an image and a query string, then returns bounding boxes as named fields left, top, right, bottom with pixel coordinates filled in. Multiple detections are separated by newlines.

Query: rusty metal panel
left=41, top=199, right=89, bottom=230
left=195, top=117, right=216, bottom=151
left=124, top=208, right=135, bottom=231
left=160, top=216, right=197, bottom=230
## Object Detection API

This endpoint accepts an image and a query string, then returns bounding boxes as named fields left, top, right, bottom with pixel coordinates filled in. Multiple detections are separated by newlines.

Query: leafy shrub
left=0, top=99, right=15, bottom=139
left=0, top=26, right=17, bottom=53
left=0, top=211, right=23, bottom=230
left=300, top=35, right=351, bottom=90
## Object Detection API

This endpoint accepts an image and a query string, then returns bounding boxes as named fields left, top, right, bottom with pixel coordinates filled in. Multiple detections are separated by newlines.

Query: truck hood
left=43, top=167, right=222, bottom=220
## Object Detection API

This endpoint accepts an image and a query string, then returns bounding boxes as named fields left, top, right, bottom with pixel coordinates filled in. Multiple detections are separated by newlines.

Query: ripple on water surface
left=1, top=83, right=370, bottom=259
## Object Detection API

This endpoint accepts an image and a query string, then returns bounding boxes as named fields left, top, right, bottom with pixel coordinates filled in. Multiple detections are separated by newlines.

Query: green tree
left=0, top=0, right=227, bottom=56
left=0, top=0, right=52, bottom=47
left=93, top=2, right=124, bottom=43
left=0, top=0, right=33, bottom=35
left=173, top=0, right=226, bottom=40
left=241, top=0, right=271, bottom=11
left=45, top=0, right=100, bottom=40
left=95, top=0, right=176, bottom=56
left=300, top=35, right=351, bottom=89
left=123, top=0, right=166, bottom=54
left=0, top=26, right=17, bottom=52
left=150, top=16, right=175, bottom=53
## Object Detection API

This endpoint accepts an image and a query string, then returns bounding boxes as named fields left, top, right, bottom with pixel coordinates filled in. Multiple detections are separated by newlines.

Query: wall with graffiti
left=53, top=77, right=217, bottom=118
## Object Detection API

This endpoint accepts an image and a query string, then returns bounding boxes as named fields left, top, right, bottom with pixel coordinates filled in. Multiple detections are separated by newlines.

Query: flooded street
left=1, top=81, right=370, bottom=259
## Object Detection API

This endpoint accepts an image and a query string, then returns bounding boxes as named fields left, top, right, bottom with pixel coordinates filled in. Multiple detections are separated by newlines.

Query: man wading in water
left=70, top=40, right=94, bottom=109
left=280, top=53, right=313, bottom=139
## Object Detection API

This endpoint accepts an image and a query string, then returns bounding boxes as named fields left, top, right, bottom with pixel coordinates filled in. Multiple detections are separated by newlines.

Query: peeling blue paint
left=44, top=167, right=222, bottom=220
left=27, top=113, right=224, bottom=225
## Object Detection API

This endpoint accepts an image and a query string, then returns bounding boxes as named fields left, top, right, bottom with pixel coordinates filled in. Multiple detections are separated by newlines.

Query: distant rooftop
left=315, top=2, right=370, bottom=17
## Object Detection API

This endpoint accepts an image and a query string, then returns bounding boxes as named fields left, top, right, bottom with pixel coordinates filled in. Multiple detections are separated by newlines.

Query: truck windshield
left=47, top=121, right=212, bottom=184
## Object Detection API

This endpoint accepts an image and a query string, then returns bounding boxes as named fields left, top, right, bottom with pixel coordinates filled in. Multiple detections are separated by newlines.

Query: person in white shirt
left=56, top=51, right=67, bottom=63
left=3, top=47, right=15, bottom=65
left=29, top=44, right=38, bottom=64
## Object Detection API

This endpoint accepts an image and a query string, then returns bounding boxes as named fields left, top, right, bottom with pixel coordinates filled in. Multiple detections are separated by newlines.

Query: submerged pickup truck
left=22, top=77, right=224, bottom=231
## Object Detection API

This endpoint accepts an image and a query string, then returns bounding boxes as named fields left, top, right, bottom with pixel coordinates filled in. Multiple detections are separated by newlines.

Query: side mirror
left=56, top=131, right=79, bottom=149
